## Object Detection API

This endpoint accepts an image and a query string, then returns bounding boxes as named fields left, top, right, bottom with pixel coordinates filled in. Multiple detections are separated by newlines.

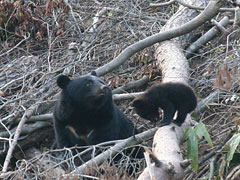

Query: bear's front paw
left=159, top=121, right=171, bottom=127
left=173, top=121, right=183, bottom=126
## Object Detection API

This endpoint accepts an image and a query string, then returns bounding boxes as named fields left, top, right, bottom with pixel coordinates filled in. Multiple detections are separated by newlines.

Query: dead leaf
left=0, top=90, right=4, bottom=97
left=223, top=64, right=229, bottom=78
left=233, top=116, right=240, bottom=126
left=225, top=69, right=232, bottom=89
left=213, top=69, right=224, bottom=89
left=232, top=67, right=238, bottom=76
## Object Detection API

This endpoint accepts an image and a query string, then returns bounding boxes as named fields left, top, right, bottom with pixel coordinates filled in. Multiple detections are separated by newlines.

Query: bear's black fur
left=132, top=82, right=197, bottom=127
left=53, top=72, right=142, bottom=155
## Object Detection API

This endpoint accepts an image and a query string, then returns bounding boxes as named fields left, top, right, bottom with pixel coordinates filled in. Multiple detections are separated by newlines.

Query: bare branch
left=150, top=0, right=176, bottom=7
left=113, top=92, right=144, bottom=101
left=112, top=75, right=149, bottom=94
left=2, top=103, right=40, bottom=172
left=0, top=121, right=49, bottom=138
left=226, top=165, right=240, bottom=180
left=150, top=0, right=235, bottom=12
left=234, top=7, right=240, bottom=28
left=95, top=0, right=223, bottom=76
left=0, top=33, right=30, bottom=58
left=70, top=127, right=158, bottom=175
left=211, top=19, right=227, bottom=33
left=209, top=156, right=217, bottom=180
left=185, top=16, right=229, bottom=58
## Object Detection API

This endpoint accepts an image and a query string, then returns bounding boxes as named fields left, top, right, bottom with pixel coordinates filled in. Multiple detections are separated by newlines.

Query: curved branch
left=2, top=104, right=39, bottom=172
left=185, top=16, right=229, bottom=58
left=70, top=127, right=158, bottom=175
left=112, top=76, right=149, bottom=94
left=150, top=0, right=176, bottom=7
left=113, top=92, right=144, bottom=101
left=0, top=121, right=49, bottom=138
left=150, top=0, right=234, bottom=12
left=95, top=0, right=223, bottom=76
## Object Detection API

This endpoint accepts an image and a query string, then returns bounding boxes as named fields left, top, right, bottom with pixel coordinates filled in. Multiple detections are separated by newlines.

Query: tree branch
left=2, top=104, right=40, bottom=172
left=112, top=76, right=149, bottom=94
left=95, top=0, right=223, bottom=76
left=70, top=127, right=158, bottom=175
left=185, top=16, right=229, bottom=58
left=150, top=0, right=234, bottom=12
left=138, top=0, right=223, bottom=179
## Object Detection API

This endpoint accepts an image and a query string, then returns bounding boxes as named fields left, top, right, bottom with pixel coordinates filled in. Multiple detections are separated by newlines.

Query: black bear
left=53, top=72, right=142, bottom=158
left=132, top=82, right=197, bottom=127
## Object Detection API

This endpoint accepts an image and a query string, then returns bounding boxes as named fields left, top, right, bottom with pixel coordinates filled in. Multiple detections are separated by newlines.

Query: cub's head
left=57, top=71, right=112, bottom=110
left=132, top=97, right=159, bottom=122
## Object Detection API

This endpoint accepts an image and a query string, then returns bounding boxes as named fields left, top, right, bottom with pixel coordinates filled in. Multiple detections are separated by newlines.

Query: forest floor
left=0, top=0, right=240, bottom=179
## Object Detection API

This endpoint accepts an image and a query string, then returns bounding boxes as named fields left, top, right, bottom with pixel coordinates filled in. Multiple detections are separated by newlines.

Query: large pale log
left=138, top=0, right=222, bottom=179
left=157, top=0, right=208, bottom=84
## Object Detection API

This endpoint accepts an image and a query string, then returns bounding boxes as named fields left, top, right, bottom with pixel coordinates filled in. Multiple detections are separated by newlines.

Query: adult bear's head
left=57, top=71, right=112, bottom=111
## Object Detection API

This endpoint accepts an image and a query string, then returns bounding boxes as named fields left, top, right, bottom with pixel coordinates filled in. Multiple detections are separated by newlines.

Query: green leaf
left=198, top=178, right=208, bottom=180
left=183, top=126, right=194, bottom=141
left=187, top=130, right=198, bottom=171
left=215, top=176, right=222, bottom=180
left=184, top=122, right=213, bottom=171
left=226, top=134, right=240, bottom=164
left=195, top=122, right=213, bottom=147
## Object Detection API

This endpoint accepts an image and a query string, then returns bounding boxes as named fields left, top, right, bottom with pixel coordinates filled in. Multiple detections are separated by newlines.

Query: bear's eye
left=85, top=80, right=93, bottom=87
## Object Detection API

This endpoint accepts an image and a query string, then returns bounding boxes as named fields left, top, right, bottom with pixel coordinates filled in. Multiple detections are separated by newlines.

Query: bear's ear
left=91, top=70, right=97, bottom=76
left=57, top=75, right=71, bottom=89
left=132, top=98, right=146, bottom=108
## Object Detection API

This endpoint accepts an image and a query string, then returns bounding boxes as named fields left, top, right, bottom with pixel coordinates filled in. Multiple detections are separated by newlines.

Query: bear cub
left=53, top=71, right=140, bottom=151
left=132, top=82, right=197, bottom=127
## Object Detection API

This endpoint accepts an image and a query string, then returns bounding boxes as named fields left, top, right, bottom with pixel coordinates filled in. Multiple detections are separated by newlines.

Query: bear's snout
left=100, top=85, right=108, bottom=92
left=96, top=85, right=109, bottom=97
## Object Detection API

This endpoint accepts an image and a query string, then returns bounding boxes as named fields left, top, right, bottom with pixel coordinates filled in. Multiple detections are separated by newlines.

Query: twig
left=95, top=0, right=223, bottom=76
left=211, top=19, right=227, bottom=33
left=82, top=7, right=111, bottom=48
left=150, top=0, right=235, bottom=12
left=185, top=16, right=229, bottom=58
left=233, top=7, right=240, bottom=29
left=0, top=33, right=30, bottom=58
left=112, top=75, right=149, bottom=94
left=0, top=121, right=49, bottom=138
left=144, top=152, right=156, bottom=180
left=112, top=92, right=144, bottom=101
left=176, top=0, right=205, bottom=10
left=209, top=156, right=217, bottom=180
left=90, top=8, right=108, bottom=33
left=1, top=84, right=54, bottom=172
left=29, top=113, right=53, bottom=122
left=226, top=29, right=240, bottom=58
left=2, top=103, right=40, bottom=172
left=196, top=77, right=240, bottom=114
left=195, top=89, right=220, bottom=114
left=226, top=165, right=240, bottom=180
left=150, top=0, right=176, bottom=7
left=46, top=24, right=52, bottom=72
left=64, top=0, right=83, bottom=34
left=13, top=113, right=53, bottom=124
left=70, top=127, right=158, bottom=174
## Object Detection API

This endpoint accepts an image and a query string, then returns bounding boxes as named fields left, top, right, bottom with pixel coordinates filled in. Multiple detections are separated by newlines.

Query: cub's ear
left=91, top=70, right=97, bottom=76
left=57, top=75, right=71, bottom=89
left=132, top=98, right=146, bottom=108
